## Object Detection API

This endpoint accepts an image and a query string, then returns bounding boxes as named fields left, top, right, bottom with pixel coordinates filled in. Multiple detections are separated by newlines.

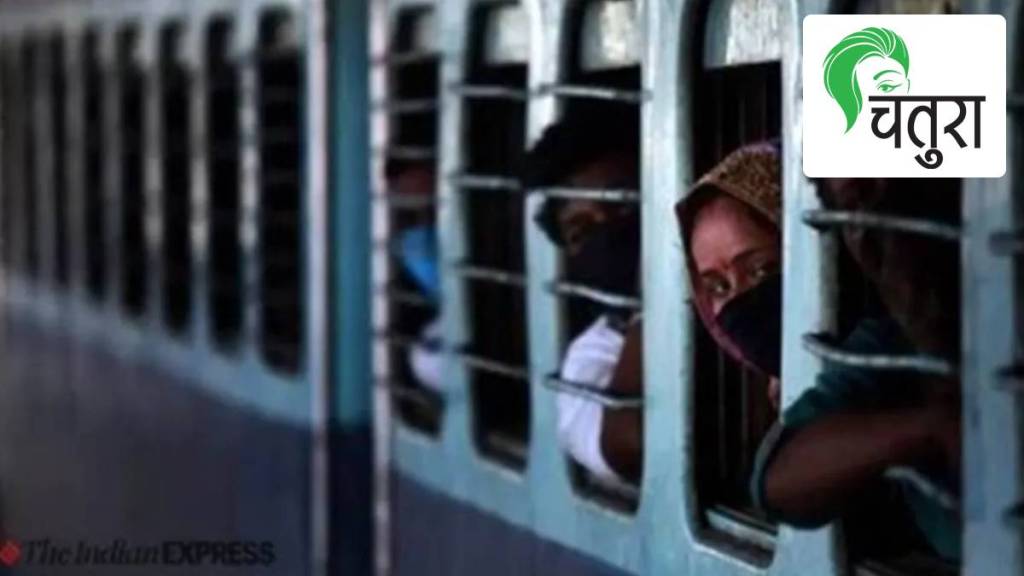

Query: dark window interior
left=1, top=43, right=17, bottom=272
left=386, top=8, right=444, bottom=435
left=119, top=25, right=147, bottom=317
left=21, top=38, right=38, bottom=279
left=463, top=5, right=530, bottom=467
left=257, top=11, right=304, bottom=373
left=50, top=33, right=68, bottom=288
left=206, top=19, right=243, bottom=349
left=160, top=23, right=192, bottom=332
left=690, top=59, right=780, bottom=557
left=83, top=28, right=106, bottom=302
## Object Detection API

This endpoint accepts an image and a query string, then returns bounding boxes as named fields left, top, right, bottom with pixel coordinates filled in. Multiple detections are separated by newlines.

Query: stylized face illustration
left=856, top=55, right=910, bottom=96
left=823, top=27, right=911, bottom=132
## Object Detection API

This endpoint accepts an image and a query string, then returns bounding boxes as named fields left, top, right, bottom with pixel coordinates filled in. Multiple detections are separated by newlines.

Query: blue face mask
left=397, top=226, right=440, bottom=303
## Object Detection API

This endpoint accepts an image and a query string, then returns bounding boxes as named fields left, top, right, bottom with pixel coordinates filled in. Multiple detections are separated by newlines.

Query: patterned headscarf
left=675, top=141, right=782, bottom=370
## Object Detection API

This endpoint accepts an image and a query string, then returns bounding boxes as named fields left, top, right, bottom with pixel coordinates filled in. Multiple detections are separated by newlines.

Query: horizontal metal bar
left=371, top=51, right=439, bottom=68
left=705, top=505, right=777, bottom=551
left=883, top=466, right=959, bottom=511
left=530, top=186, right=641, bottom=203
left=995, top=364, right=1024, bottom=393
left=448, top=172, right=521, bottom=192
left=534, top=83, right=649, bottom=103
left=456, top=351, right=529, bottom=381
left=374, top=330, right=424, bottom=350
left=548, top=281, right=641, bottom=310
left=376, top=286, right=435, bottom=308
left=375, top=331, right=526, bottom=380
left=451, top=263, right=526, bottom=287
left=1004, top=501, right=1024, bottom=529
left=802, top=210, right=962, bottom=242
left=372, top=192, right=435, bottom=210
left=375, top=378, right=439, bottom=410
left=802, top=332, right=956, bottom=377
left=449, top=83, right=528, bottom=101
left=990, top=230, right=1024, bottom=256
left=482, top=432, right=529, bottom=462
left=373, top=98, right=438, bottom=115
left=373, top=145, right=436, bottom=161
left=543, top=374, right=642, bottom=409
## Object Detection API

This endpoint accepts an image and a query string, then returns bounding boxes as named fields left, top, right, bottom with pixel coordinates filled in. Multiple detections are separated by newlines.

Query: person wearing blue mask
left=388, top=160, right=445, bottom=393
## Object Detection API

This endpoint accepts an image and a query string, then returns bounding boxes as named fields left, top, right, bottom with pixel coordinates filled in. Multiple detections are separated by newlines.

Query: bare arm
left=764, top=404, right=959, bottom=527
left=600, top=320, right=643, bottom=483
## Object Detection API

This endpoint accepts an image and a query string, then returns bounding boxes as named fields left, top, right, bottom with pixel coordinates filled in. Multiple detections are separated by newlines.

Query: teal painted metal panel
left=333, top=0, right=372, bottom=426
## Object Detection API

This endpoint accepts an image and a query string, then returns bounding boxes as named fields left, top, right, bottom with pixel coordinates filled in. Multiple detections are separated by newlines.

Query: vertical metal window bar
left=257, top=11, right=304, bottom=373
left=0, top=43, right=17, bottom=272
left=206, top=19, right=243, bottom=349
left=50, top=33, right=69, bottom=289
left=21, top=37, right=38, bottom=280
left=83, top=29, right=106, bottom=302
left=160, top=23, right=192, bottom=331
left=375, top=8, right=443, bottom=434
left=118, top=26, right=146, bottom=317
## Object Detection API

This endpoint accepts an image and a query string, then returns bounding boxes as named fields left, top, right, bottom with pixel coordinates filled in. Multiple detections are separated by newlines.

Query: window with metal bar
left=83, top=28, right=106, bottom=302
left=542, top=0, right=644, bottom=510
left=378, top=7, right=443, bottom=434
left=690, top=57, right=780, bottom=559
left=206, top=19, right=243, bottom=349
left=119, top=25, right=146, bottom=317
left=160, top=23, right=191, bottom=332
left=21, top=37, right=38, bottom=279
left=460, top=2, right=530, bottom=467
left=50, top=33, right=68, bottom=288
left=257, top=11, right=304, bottom=373
left=803, top=4, right=964, bottom=575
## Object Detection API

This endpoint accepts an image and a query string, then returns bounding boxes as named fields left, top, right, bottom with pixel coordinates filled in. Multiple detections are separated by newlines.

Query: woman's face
left=690, top=195, right=781, bottom=316
left=856, top=55, right=910, bottom=96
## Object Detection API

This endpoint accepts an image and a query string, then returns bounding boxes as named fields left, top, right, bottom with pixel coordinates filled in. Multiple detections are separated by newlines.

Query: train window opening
left=83, top=28, right=106, bottom=303
left=50, top=33, right=69, bottom=288
left=206, top=19, right=243, bottom=349
left=531, top=0, right=644, bottom=510
left=22, top=38, right=38, bottom=280
left=119, top=25, right=146, bottom=318
left=689, top=57, right=781, bottom=560
left=811, top=179, right=963, bottom=576
left=380, top=7, right=444, bottom=435
left=159, top=23, right=192, bottom=332
left=257, top=10, right=304, bottom=373
left=798, top=4, right=963, bottom=574
left=459, top=3, right=531, bottom=468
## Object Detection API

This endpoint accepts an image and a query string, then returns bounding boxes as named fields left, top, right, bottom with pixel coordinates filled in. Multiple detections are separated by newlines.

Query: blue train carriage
left=375, top=0, right=1023, bottom=575
left=0, top=0, right=369, bottom=574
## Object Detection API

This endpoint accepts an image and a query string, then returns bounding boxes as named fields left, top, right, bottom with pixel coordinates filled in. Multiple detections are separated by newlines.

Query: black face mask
left=715, top=274, right=783, bottom=377
left=565, top=211, right=641, bottom=333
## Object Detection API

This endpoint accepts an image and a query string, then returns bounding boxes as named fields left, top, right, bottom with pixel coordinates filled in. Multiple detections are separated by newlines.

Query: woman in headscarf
left=677, top=142, right=962, bottom=562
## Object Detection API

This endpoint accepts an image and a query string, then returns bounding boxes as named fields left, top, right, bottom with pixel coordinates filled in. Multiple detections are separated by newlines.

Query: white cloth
left=409, top=317, right=444, bottom=393
left=556, top=316, right=625, bottom=483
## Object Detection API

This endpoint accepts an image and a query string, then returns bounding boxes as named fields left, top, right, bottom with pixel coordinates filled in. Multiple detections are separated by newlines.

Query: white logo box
left=803, top=15, right=1006, bottom=178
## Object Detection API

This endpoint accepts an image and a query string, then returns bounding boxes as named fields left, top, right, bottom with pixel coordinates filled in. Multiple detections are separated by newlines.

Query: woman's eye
left=706, top=279, right=730, bottom=297
left=877, top=82, right=899, bottom=93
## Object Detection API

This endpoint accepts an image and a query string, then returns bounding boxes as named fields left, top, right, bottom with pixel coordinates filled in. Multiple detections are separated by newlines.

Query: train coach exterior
left=0, top=0, right=1019, bottom=575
